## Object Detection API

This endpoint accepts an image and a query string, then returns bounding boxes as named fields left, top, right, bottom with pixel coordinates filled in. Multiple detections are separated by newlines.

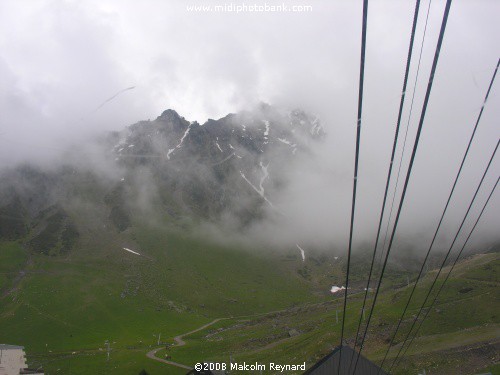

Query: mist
left=0, top=0, right=499, bottom=254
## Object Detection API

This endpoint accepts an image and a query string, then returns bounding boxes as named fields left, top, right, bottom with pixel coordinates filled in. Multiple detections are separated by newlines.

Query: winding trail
left=146, top=318, right=226, bottom=370
left=1, top=256, right=32, bottom=299
left=174, top=318, right=226, bottom=346
left=145, top=298, right=364, bottom=370
left=146, top=347, right=192, bottom=370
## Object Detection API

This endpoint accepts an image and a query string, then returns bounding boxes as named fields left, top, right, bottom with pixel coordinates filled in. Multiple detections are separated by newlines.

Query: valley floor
left=1, top=233, right=498, bottom=374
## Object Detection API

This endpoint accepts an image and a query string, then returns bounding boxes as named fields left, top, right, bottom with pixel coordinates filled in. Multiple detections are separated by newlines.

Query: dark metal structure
left=304, top=346, right=387, bottom=375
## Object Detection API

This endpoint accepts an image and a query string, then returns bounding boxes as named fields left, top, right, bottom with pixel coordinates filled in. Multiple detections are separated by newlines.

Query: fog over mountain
left=0, top=0, right=499, bottom=252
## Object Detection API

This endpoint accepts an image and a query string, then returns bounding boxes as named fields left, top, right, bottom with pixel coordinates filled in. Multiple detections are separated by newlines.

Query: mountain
left=107, top=104, right=324, bottom=223
left=0, top=105, right=338, bottom=374
left=0, top=104, right=324, bottom=249
left=0, top=105, right=498, bottom=375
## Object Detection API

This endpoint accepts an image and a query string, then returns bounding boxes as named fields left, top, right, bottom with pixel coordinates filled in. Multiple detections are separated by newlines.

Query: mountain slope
left=153, top=252, right=500, bottom=375
left=0, top=105, right=497, bottom=374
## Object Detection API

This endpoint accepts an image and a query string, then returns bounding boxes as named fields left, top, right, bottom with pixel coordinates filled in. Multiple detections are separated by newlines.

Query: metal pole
left=105, top=340, right=110, bottom=362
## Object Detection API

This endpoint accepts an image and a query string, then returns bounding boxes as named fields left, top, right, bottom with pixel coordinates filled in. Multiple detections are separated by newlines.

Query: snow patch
left=311, top=117, right=323, bottom=135
left=123, top=247, right=141, bottom=256
left=277, top=138, right=290, bottom=145
left=263, top=120, right=270, bottom=136
left=240, top=171, right=274, bottom=208
left=330, top=286, right=345, bottom=294
left=177, top=124, right=192, bottom=146
left=277, top=138, right=297, bottom=148
left=166, top=148, right=175, bottom=160
left=296, top=244, right=305, bottom=261
left=167, top=123, right=192, bottom=159
left=216, top=139, right=223, bottom=153
left=258, top=161, right=269, bottom=196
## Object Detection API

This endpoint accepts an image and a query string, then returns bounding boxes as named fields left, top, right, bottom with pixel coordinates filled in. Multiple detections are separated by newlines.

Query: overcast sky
left=0, top=0, right=499, bottom=249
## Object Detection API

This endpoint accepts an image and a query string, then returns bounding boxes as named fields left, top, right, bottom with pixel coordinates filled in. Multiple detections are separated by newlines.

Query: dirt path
left=146, top=318, right=227, bottom=370
left=146, top=347, right=193, bottom=370
left=145, top=298, right=367, bottom=370
left=1, top=256, right=32, bottom=299
left=174, top=318, right=226, bottom=346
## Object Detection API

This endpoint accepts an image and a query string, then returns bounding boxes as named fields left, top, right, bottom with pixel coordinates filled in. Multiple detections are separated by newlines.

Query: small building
left=304, top=346, right=387, bottom=375
left=0, top=345, right=43, bottom=375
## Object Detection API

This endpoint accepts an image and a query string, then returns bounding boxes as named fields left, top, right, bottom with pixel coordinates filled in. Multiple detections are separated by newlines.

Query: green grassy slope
left=1, top=220, right=497, bottom=375
left=0, top=241, right=27, bottom=291
left=0, top=223, right=325, bottom=374
left=160, top=252, right=499, bottom=375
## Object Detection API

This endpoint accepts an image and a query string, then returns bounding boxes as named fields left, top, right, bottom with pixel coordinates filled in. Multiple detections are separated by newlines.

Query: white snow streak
left=263, top=120, right=270, bottom=144
left=296, top=244, right=305, bottom=261
left=166, top=148, right=175, bottom=160
left=123, top=247, right=141, bottom=256
left=167, top=123, right=192, bottom=159
left=239, top=171, right=275, bottom=208
left=277, top=138, right=291, bottom=145
left=212, top=153, right=235, bottom=166
left=240, top=171, right=260, bottom=194
left=258, top=161, right=269, bottom=195
left=277, top=138, right=297, bottom=152
left=216, top=141, right=223, bottom=152
left=177, top=124, right=192, bottom=146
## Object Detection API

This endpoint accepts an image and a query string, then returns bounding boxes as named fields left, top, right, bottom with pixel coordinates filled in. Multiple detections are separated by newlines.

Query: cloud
left=0, top=0, right=498, bottom=249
